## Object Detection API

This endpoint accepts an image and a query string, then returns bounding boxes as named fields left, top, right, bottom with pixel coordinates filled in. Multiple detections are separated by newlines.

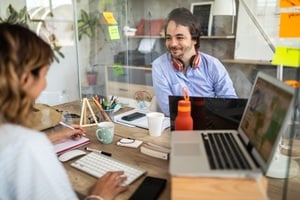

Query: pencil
left=92, top=97, right=111, bottom=122
left=59, top=121, right=86, bottom=136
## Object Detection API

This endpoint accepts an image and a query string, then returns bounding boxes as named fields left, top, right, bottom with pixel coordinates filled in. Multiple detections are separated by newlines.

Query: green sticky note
left=108, top=25, right=120, bottom=40
left=272, top=46, right=300, bottom=67
left=113, top=64, right=124, bottom=76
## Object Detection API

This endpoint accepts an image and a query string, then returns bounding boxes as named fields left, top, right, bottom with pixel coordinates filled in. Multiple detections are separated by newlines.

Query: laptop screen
left=168, top=96, right=248, bottom=131
left=240, top=74, right=294, bottom=162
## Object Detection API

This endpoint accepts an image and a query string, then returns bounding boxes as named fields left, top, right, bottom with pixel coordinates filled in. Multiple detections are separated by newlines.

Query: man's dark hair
left=164, top=7, right=201, bottom=50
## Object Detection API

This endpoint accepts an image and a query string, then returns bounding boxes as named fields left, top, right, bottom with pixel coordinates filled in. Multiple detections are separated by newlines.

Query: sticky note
left=280, top=0, right=300, bottom=8
left=279, top=12, right=300, bottom=37
left=113, top=64, right=124, bottom=76
left=103, top=12, right=117, bottom=24
left=272, top=46, right=300, bottom=67
left=108, top=25, right=120, bottom=40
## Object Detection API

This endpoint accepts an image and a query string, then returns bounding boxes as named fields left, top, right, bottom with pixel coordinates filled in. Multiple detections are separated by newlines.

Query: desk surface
left=53, top=101, right=170, bottom=200
left=53, top=101, right=300, bottom=200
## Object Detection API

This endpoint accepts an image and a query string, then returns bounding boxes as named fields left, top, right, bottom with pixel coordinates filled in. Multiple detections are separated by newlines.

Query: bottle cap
left=178, top=100, right=191, bottom=112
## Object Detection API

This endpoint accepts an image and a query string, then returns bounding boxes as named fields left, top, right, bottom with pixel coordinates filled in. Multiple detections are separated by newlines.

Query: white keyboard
left=71, top=152, right=146, bottom=185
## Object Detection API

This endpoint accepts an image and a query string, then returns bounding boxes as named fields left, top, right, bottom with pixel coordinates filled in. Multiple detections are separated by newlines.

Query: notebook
left=114, top=109, right=170, bottom=130
left=54, top=136, right=90, bottom=155
left=168, top=96, right=248, bottom=130
left=170, top=72, right=295, bottom=178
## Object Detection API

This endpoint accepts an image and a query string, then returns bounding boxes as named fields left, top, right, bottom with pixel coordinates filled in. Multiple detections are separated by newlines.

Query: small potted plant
left=86, top=65, right=98, bottom=85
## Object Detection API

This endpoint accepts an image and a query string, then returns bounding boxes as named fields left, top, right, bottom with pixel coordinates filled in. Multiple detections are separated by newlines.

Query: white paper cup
left=147, top=112, right=164, bottom=137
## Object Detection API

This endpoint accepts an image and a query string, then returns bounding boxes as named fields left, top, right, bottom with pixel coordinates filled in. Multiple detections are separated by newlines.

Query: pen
left=114, top=121, right=135, bottom=128
left=85, top=147, right=112, bottom=156
left=59, top=121, right=86, bottom=137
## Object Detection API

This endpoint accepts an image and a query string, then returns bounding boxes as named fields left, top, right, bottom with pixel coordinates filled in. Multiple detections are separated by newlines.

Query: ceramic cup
left=96, top=121, right=115, bottom=144
left=146, top=112, right=165, bottom=137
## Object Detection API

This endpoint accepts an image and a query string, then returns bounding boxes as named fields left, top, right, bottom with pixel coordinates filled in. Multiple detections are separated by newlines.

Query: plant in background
left=0, top=4, right=28, bottom=26
left=0, top=4, right=64, bottom=63
left=77, top=9, right=99, bottom=40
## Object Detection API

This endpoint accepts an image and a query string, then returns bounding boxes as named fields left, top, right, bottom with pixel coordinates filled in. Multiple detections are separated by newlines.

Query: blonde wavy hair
left=0, top=23, right=54, bottom=127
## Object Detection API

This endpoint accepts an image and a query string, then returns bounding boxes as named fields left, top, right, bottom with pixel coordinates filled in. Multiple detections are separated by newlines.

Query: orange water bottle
left=175, top=88, right=193, bottom=130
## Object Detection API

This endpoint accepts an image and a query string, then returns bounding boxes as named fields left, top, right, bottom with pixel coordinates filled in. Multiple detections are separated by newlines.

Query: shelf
left=200, top=35, right=235, bottom=39
left=221, top=59, right=273, bottom=66
left=126, top=35, right=164, bottom=39
left=126, top=35, right=235, bottom=39
left=107, top=65, right=152, bottom=70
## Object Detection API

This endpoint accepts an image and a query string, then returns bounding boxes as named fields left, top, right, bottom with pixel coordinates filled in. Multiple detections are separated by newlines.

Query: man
left=152, top=7, right=237, bottom=116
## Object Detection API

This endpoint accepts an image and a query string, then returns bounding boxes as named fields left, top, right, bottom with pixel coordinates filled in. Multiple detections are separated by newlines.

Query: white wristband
left=84, top=195, right=104, bottom=200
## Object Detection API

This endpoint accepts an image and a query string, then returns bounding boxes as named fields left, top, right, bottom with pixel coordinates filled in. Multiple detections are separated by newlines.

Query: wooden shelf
left=200, top=35, right=235, bottom=39
left=126, top=35, right=163, bottom=39
left=126, top=35, right=235, bottom=39
left=221, top=59, right=274, bottom=66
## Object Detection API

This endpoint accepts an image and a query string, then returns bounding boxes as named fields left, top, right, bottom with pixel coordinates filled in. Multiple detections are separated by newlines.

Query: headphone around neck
left=172, top=53, right=200, bottom=71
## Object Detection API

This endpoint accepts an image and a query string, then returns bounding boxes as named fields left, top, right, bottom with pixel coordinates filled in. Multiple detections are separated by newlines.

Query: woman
left=0, top=23, right=128, bottom=200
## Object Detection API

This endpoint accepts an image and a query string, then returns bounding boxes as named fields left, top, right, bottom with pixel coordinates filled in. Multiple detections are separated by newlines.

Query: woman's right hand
left=89, top=171, right=129, bottom=200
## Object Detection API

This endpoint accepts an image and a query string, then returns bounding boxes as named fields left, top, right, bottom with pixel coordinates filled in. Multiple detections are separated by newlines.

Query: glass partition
left=1, top=0, right=299, bottom=198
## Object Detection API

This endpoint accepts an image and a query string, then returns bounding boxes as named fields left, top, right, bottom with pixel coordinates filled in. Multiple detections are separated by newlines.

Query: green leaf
left=86, top=27, right=93, bottom=37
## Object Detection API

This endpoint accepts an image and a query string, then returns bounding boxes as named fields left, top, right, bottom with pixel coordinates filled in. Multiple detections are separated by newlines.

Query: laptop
left=169, top=96, right=248, bottom=130
left=170, top=72, right=295, bottom=178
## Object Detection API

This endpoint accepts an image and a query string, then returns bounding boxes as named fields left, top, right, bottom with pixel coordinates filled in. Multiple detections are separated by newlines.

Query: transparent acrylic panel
left=283, top=69, right=300, bottom=200
left=1, top=0, right=79, bottom=106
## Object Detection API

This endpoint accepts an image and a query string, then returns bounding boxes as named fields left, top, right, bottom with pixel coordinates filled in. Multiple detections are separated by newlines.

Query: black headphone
left=172, top=53, right=200, bottom=71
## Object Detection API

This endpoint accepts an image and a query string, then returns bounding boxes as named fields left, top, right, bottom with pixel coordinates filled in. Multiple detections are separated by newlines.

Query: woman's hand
left=47, top=124, right=86, bottom=144
left=89, top=171, right=129, bottom=200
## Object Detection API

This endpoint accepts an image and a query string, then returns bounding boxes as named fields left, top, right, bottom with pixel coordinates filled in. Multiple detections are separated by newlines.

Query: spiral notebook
left=115, top=109, right=170, bottom=130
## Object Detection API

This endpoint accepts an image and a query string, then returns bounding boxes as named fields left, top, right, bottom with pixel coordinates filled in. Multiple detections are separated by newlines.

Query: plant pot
left=86, top=72, right=98, bottom=85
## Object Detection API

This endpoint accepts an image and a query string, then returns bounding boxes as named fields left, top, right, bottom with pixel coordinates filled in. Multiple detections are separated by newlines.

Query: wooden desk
left=53, top=101, right=300, bottom=200
left=53, top=101, right=171, bottom=200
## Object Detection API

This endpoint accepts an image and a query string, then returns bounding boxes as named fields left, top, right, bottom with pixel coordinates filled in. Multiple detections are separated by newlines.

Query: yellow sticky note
left=280, top=0, right=300, bottom=8
left=272, top=46, right=300, bottom=67
left=108, top=25, right=120, bottom=40
left=279, top=12, right=300, bottom=37
left=103, top=12, right=117, bottom=24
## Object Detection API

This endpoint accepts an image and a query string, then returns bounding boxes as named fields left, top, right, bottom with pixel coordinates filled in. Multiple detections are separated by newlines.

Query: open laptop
left=169, top=96, right=248, bottom=130
left=170, top=72, right=295, bottom=178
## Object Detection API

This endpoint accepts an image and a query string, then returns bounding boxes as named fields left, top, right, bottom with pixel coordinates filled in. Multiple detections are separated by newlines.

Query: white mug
left=147, top=112, right=164, bottom=137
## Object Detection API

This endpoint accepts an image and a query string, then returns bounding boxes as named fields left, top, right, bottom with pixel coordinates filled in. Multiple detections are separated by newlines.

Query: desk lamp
left=213, top=0, right=236, bottom=34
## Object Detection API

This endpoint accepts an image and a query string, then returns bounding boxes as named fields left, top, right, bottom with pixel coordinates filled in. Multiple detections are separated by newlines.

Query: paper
left=280, top=0, right=300, bottom=8
left=54, top=136, right=90, bottom=155
left=138, top=38, right=156, bottom=54
left=272, top=46, right=300, bottom=67
left=103, top=12, right=117, bottom=24
left=108, top=25, right=120, bottom=40
left=279, top=12, right=300, bottom=37
left=114, top=109, right=170, bottom=130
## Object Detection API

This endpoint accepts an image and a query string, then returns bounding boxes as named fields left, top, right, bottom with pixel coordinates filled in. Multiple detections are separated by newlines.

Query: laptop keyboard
left=202, top=132, right=251, bottom=170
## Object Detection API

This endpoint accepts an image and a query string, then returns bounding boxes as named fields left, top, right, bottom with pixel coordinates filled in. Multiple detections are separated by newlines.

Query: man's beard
left=169, top=47, right=183, bottom=59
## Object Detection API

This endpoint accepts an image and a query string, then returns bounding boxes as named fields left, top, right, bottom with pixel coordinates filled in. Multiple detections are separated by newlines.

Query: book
left=54, top=136, right=90, bottom=155
left=135, top=18, right=165, bottom=36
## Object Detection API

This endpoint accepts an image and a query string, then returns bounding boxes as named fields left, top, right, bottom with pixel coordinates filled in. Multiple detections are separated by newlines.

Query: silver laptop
left=170, top=72, right=295, bottom=179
